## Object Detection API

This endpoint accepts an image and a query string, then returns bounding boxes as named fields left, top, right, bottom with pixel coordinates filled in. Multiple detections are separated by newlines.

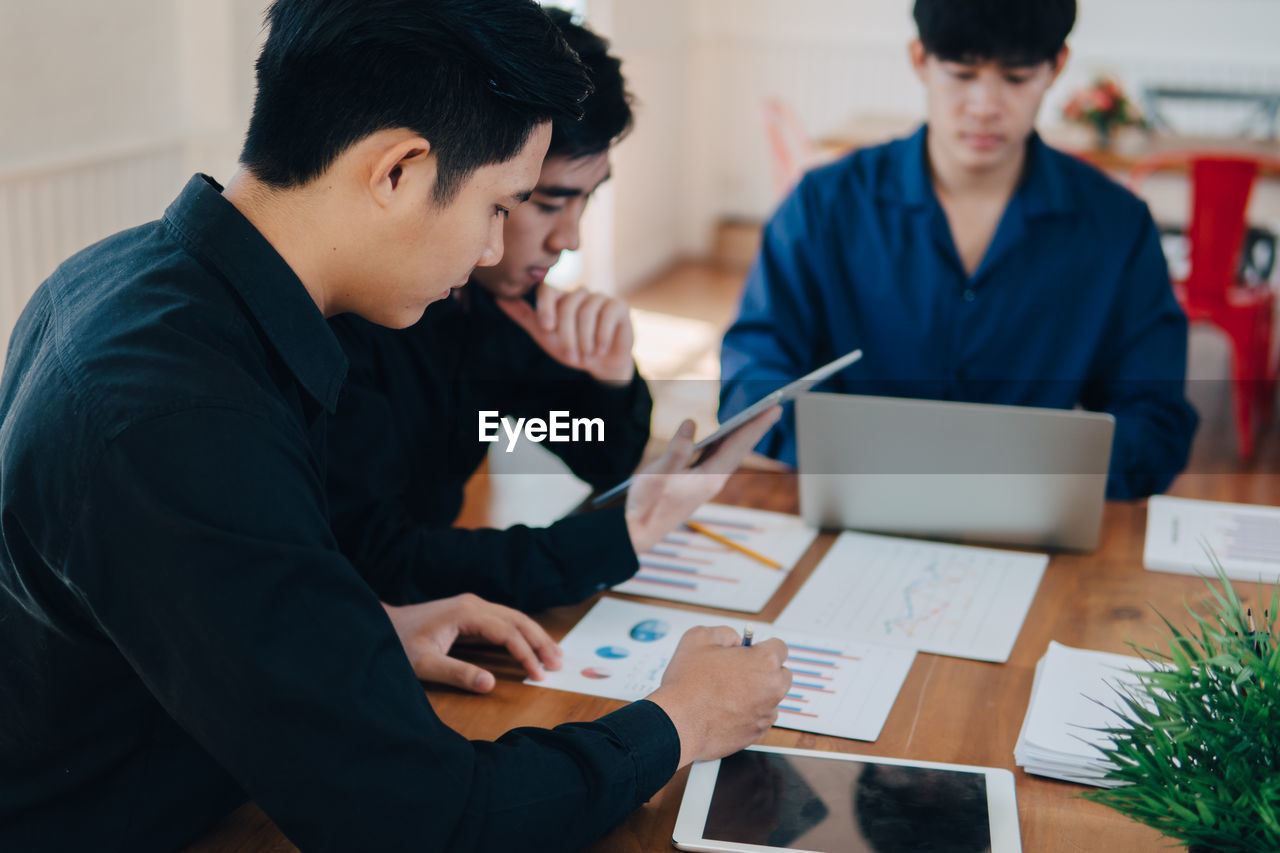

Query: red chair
left=762, top=98, right=827, bottom=199
left=1130, top=151, right=1280, bottom=459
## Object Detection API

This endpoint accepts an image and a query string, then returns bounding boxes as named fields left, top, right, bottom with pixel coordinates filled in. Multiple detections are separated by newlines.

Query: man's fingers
left=495, top=296, right=547, bottom=342
left=418, top=654, right=497, bottom=694
left=596, top=301, right=629, bottom=356
left=649, top=419, right=698, bottom=475
left=676, top=624, right=741, bottom=650
left=752, top=636, right=790, bottom=667
left=705, top=624, right=743, bottom=647
left=506, top=609, right=564, bottom=672
left=555, top=289, right=589, bottom=362
left=469, top=607, right=561, bottom=680
left=697, top=406, right=782, bottom=474
left=535, top=283, right=564, bottom=332
left=576, top=294, right=606, bottom=358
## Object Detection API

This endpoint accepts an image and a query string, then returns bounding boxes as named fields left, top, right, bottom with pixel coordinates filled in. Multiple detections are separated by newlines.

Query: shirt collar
left=162, top=174, right=348, bottom=413
left=879, top=125, right=1076, bottom=218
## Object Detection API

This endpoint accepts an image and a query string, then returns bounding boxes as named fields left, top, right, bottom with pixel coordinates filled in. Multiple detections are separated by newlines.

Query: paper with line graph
left=777, top=531, right=1048, bottom=663
left=611, top=504, right=818, bottom=612
left=527, top=597, right=916, bottom=741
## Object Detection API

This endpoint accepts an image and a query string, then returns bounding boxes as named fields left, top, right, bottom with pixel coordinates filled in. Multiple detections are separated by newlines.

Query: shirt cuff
left=550, top=505, right=639, bottom=594
left=594, top=699, right=681, bottom=800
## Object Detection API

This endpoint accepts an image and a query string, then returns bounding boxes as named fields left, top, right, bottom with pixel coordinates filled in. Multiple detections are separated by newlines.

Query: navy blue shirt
left=0, top=175, right=678, bottom=853
left=720, top=127, right=1197, bottom=499
left=327, top=287, right=651, bottom=613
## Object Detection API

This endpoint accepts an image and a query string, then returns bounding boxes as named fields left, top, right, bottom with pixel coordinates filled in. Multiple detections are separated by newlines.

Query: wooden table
left=183, top=466, right=1280, bottom=852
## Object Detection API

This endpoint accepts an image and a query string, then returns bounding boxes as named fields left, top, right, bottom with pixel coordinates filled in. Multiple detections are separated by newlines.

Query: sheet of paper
left=775, top=531, right=1048, bottom=663
left=529, top=598, right=916, bottom=742
left=1144, top=495, right=1280, bottom=583
left=611, top=504, right=819, bottom=613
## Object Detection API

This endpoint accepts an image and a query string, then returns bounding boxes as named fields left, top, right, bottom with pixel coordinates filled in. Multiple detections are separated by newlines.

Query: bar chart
left=612, top=504, right=818, bottom=612
left=1145, top=495, right=1280, bottom=582
left=530, top=598, right=916, bottom=741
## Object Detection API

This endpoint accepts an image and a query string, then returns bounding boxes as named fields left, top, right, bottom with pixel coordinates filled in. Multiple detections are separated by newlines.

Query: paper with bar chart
left=611, top=504, right=818, bottom=612
left=1144, top=495, right=1280, bottom=583
left=528, top=598, right=916, bottom=741
left=776, top=531, right=1048, bottom=663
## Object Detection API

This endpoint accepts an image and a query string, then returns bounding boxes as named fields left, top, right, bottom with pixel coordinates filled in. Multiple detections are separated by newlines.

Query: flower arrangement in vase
left=1062, top=76, right=1145, bottom=150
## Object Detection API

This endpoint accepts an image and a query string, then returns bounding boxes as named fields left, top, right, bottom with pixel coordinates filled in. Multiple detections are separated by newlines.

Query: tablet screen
left=701, top=750, right=993, bottom=853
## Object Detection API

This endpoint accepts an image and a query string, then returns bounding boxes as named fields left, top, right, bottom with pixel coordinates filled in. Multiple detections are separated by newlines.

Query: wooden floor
left=625, top=257, right=1280, bottom=477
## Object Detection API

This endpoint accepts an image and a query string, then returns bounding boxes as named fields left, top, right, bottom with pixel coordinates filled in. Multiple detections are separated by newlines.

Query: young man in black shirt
left=326, top=13, right=757, bottom=667
left=0, top=2, right=791, bottom=851
left=328, top=13, right=653, bottom=626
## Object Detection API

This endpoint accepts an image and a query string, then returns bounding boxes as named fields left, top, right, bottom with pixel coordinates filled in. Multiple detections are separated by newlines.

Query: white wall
left=0, top=2, right=267, bottom=341
left=592, top=0, right=695, bottom=292
left=0, top=0, right=181, bottom=172
left=0, top=0, right=262, bottom=191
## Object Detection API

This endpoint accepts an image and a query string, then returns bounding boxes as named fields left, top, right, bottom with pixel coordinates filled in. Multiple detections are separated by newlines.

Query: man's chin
left=480, top=280, right=536, bottom=301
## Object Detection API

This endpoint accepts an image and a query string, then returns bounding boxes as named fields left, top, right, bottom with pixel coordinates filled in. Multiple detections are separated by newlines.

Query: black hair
left=913, top=0, right=1076, bottom=67
left=543, top=8, right=634, bottom=160
left=240, top=0, right=592, bottom=203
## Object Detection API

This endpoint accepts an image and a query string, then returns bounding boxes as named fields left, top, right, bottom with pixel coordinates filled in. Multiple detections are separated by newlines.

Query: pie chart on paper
left=629, top=619, right=669, bottom=643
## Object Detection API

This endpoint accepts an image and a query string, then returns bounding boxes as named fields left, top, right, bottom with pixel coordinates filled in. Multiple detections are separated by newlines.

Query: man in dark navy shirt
left=0, top=3, right=792, bottom=851
left=327, top=12, right=657, bottom=621
left=720, top=0, right=1198, bottom=499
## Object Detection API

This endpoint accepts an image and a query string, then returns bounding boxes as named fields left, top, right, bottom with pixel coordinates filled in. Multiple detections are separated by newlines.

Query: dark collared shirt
left=327, top=287, right=651, bottom=612
left=0, top=175, right=678, bottom=853
left=720, top=127, right=1198, bottom=499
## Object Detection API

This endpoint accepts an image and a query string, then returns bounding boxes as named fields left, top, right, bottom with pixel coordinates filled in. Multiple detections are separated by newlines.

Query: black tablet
left=673, top=745, right=1020, bottom=853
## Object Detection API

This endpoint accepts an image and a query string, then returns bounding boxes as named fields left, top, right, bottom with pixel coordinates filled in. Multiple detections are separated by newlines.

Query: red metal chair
left=762, top=98, right=826, bottom=199
left=1130, top=151, right=1280, bottom=459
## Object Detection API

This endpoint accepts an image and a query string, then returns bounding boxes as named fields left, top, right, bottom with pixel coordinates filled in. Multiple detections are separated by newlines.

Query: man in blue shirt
left=720, top=0, right=1197, bottom=499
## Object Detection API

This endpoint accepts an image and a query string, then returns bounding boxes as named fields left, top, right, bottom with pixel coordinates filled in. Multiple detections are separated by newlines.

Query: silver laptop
left=796, top=393, right=1115, bottom=551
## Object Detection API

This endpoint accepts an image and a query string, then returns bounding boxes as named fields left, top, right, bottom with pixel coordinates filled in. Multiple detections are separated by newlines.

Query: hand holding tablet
left=591, top=348, right=863, bottom=507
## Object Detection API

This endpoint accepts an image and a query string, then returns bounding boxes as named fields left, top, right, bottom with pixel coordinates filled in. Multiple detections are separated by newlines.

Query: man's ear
left=908, top=39, right=928, bottom=83
left=1049, top=46, right=1070, bottom=85
left=369, top=136, right=435, bottom=209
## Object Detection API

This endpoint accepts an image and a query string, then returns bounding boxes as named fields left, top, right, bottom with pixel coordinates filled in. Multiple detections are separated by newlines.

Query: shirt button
left=955, top=366, right=967, bottom=380
left=962, top=289, right=976, bottom=302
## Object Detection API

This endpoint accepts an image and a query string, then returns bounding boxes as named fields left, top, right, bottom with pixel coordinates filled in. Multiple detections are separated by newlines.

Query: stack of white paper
left=1014, top=641, right=1157, bottom=787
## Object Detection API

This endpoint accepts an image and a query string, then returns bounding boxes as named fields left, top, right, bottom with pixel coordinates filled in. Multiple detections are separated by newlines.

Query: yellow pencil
left=684, top=520, right=784, bottom=570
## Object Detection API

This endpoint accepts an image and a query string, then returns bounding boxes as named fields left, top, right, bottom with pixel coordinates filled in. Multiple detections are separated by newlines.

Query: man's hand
left=381, top=594, right=563, bottom=693
left=624, top=407, right=782, bottom=554
left=646, top=626, right=792, bottom=767
left=495, top=283, right=636, bottom=385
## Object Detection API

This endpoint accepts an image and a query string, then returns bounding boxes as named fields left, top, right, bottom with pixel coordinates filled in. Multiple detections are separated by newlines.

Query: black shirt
left=327, top=286, right=652, bottom=612
left=0, top=175, right=678, bottom=853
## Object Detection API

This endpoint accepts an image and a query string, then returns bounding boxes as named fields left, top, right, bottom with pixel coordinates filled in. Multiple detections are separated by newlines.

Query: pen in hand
left=742, top=626, right=753, bottom=647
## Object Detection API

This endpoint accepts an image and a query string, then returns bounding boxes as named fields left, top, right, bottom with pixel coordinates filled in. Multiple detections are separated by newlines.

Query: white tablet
left=673, top=745, right=1021, bottom=853
left=591, top=348, right=862, bottom=507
